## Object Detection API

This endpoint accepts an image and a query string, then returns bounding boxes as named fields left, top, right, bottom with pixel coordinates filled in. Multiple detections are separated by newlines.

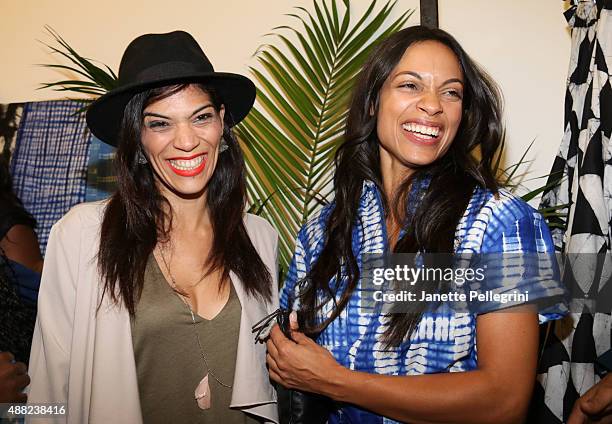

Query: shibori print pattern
left=281, top=179, right=563, bottom=424
left=10, top=100, right=91, bottom=254
left=532, top=1, right=612, bottom=422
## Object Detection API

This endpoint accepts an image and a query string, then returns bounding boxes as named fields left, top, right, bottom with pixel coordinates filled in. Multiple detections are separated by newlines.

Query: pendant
left=195, top=373, right=211, bottom=410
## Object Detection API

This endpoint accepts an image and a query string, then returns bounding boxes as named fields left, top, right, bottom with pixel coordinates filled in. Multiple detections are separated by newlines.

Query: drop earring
left=137, top=149, right=148, bottom=164
left=219, top=137, right=229, bottom=153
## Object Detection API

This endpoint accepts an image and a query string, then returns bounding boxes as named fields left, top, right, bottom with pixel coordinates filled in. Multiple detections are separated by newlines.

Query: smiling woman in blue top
left=268, top=26, right=564, bottom=424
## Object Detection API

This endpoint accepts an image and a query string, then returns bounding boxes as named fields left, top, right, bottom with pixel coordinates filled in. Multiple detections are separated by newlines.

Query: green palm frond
left=237, top=0, right=412, bottom=272
left=493, top=137, right=566, bottom=227
left=520, top=169, right=567, bottom=228
left=38, top=25, right=118, bottom=99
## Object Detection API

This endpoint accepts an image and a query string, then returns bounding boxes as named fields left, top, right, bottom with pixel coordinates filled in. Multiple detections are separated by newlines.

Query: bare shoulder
left=0, top=224, right=43, bottom=273
left=1, top=224, right=38, bottom=244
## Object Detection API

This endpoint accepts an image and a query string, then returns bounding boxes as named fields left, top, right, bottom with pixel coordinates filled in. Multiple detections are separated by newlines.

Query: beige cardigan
left=27, top=201, right=279, bottom=423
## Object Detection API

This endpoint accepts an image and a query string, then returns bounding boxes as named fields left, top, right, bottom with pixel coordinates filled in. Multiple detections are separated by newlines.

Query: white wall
left=0, top=0, right=571, bottom=196
left=0, top=0, right=420, bottom=103
left=440, top=1, right=571, bottom=195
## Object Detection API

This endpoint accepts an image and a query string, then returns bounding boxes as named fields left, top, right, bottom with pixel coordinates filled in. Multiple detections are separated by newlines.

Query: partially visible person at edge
left=0, top=157, right=43, bottom=280
left=27, top=31, right=279, bottom=424
left=0, top=352, right=29, bottom=404
left=267, top=26, right=566, bottom=424
left=0, top=156, right=42, bottom=320
left=0, top=157, right=40, bottom=402
left=569, top=373, right=612, bottom=423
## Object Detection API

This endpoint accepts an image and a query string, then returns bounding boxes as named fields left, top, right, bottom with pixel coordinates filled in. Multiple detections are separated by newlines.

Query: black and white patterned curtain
left=530, top=1, right=612, bottom=422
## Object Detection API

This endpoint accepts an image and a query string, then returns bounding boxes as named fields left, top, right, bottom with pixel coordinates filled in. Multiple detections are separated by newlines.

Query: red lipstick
left=166, top=153, right=207, bottom=177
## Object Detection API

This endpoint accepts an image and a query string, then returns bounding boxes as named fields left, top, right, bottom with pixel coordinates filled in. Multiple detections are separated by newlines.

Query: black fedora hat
left=86, top=30, right=256, bottom=146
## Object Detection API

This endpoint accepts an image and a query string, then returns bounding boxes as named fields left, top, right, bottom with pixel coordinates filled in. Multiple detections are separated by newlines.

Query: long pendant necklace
left=156, top=245, right=232, bottom=410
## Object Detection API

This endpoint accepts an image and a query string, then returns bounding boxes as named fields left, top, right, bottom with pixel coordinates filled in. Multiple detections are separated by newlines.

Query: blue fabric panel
left=10, top=100, right=90, bottom=254
left=85, top=135, right=116, bottom=202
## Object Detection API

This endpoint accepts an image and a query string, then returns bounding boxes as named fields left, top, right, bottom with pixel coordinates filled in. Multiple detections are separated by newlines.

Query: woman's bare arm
left=267, top=308, right=538, bottom=424
left=1, top=224, right=43, bottom=273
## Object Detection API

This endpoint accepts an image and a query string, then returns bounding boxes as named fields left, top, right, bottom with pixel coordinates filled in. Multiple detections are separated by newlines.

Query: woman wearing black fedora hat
left=27, top=31, right=279, bottom=424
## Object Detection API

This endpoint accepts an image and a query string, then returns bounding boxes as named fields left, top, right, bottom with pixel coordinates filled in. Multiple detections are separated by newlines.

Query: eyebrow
left=143, top=103, right=215, bottom=119
left=395, top=71, right=464, bottom=86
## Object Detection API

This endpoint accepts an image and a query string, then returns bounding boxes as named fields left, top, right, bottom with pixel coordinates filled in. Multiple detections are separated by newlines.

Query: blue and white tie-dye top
left=279, top=180, right=565, bottom=424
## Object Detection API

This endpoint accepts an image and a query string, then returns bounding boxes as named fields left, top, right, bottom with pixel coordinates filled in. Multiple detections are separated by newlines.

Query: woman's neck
left=379, top=152, right=415, bottom=250
left=379, top=149, right=414, bottom=203
left=161, top=188, right=212, bottom=235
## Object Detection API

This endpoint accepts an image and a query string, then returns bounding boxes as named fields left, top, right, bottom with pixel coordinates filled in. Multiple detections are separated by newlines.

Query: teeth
left=402, top=122, right=440, bottom=137
left=168, top=155, right=205, bottom=170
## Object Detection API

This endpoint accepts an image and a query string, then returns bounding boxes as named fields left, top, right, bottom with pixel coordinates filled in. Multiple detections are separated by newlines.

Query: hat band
left=125, top=61, right=216, bottom=85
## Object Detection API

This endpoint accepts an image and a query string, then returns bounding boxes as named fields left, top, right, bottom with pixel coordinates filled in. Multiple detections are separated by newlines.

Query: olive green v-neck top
left=131, top=256, right=260, bottom=424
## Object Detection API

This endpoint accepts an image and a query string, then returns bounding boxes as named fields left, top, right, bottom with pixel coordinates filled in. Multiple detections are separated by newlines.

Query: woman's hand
left=568, top=373, right=612, bottom=424
left=0, top=352, right=29, bottom=403
left=266, top=322, right=345, bottom=397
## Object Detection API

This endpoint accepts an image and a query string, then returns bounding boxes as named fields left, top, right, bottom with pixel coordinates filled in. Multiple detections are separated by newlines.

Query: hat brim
left=86, top=72, right=255, bottom=146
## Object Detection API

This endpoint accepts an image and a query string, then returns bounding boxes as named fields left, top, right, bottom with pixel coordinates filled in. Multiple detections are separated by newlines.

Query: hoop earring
left=219, top=137, right=229, bottom=153
left=137, top=149, right=148, bottom=164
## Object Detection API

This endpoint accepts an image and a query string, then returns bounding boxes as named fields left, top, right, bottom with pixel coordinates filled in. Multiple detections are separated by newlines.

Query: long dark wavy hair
left=97, top=83, right=272, bottom=315
left=298, top=26, right=503, bottom=347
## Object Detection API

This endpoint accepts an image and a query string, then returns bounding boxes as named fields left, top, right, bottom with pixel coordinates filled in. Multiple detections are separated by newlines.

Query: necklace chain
left=158, top=243, right=208, bottom=291
left=156, top=245, right=232, bottom=389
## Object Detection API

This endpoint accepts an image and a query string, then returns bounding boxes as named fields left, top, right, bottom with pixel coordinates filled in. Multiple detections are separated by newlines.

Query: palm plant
left=39, top=26, right=117, bottom=95
left=234, top=0, right=412, bottom=271
left=492, top=138, right=568, bottom=228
